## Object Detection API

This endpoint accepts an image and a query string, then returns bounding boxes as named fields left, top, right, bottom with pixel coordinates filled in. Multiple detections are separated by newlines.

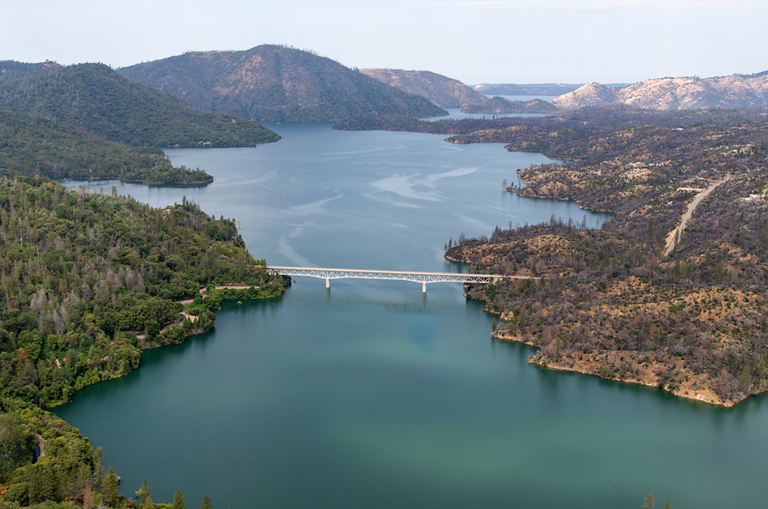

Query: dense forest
left=119, top=45, right=448, bottom=121
left=0, top=175, right=288, bottom=507
left=440, top=107, right=768, bottom=406
left=0, top=63, right=280, bottom=148
left=0, top=109, right=213, bottom=185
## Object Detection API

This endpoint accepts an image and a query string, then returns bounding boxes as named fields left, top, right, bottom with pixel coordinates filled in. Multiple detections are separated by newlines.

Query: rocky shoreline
left=491, top=327, right=730, bottom=406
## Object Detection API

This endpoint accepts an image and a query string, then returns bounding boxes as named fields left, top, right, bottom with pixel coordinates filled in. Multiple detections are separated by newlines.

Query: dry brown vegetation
left=443, top=111, right=768, bottom=406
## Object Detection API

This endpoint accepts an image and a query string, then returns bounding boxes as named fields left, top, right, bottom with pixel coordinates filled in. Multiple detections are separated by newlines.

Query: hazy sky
left=3, top=0, right=767, bottom=85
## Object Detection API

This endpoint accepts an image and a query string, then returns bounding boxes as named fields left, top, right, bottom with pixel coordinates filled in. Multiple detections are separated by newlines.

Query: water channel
left=56, top=122, right=768, bottom=509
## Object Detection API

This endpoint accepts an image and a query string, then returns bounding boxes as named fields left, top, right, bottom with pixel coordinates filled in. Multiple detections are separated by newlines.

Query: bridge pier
left=422, top=282, right=426, bottom=294
left=326, top=278, right=330, bottom=289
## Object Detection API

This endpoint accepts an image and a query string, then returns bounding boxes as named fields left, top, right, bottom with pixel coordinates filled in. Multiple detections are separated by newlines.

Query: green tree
left=200, top=496, right=214, bottom=509
left=94, top=447, right=105, bottom=491
left=105, top=466, right=119, bottom=507
left=663, top=501, right=672, bottom=509
left=714, top=262, right=725, bottom=282
left=643, top=493, right=655, bottom=509
left=144, top=494, right=155, bottom=509
left=136, top=479, right=151, bottom=506
left=172, top=489, right=187, bottom=509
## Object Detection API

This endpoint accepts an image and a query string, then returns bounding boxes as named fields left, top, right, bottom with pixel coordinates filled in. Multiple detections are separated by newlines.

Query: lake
left=56, top=122, right=767, bottom=509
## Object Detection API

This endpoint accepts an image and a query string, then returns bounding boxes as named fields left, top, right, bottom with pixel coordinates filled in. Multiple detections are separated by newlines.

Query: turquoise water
left=57, top=123, right=767, bottom=509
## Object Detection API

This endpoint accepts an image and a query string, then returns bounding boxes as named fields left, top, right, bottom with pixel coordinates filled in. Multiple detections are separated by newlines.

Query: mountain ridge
left=0, top=60, right=62, bottom=84
left=553, top=73, right=768, bottom=109
left=360, top=68, right=485, bottom=108
left=120, top=45, right=447, bottom=121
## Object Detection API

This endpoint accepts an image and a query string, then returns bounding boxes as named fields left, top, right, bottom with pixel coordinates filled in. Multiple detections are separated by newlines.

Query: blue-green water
left=57, top=123, right=768, bottom=509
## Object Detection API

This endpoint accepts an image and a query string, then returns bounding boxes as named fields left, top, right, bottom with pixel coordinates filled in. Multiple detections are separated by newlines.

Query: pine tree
left=105, top=467, right=119, bottom=507
left=136, top=480, right=151, bottom=506
left=663, top=501, right=672, bottom=509
left=643, top=493, right=655, bottom=509
left=172, top=489, right=186, bottom=509
left=200, top=496, right=214, bottom=509
left=94, top=447, right=105, bottom=491
left=144, top=494, right=154, bottom=509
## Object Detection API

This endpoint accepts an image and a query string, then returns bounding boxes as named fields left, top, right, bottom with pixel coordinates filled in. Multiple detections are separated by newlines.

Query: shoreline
left=50, top=284, right=287, bottom=408
left=490, top=328, right=732, bottom=407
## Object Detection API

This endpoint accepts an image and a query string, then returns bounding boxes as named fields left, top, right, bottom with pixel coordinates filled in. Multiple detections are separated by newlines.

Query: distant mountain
left=551, top=83, right=619, bottom=108
left=0, top=63, right=279, bottom=147
left=120, top=45, right=447, bottom=121
left=474, top=83, right=631, bottom=96
left=360, top=69, right=485, bottom=108
left=552, top=73, right=768, bottom=109
left=474, top=83, right=583, bottom=96
left=461, top=97, right=558, bottom=114
left=0, top=60, right=62, bottom=85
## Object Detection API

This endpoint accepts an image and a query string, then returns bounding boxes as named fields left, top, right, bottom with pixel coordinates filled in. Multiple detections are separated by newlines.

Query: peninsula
left=337, top=105, right=768, bottom=406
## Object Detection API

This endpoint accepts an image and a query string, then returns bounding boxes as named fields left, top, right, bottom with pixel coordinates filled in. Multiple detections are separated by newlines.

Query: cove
left=56, top=122, right=768, bottom=509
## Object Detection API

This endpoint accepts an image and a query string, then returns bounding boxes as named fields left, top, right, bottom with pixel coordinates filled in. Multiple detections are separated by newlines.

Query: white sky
left=2, top=0, right=766, bottom=85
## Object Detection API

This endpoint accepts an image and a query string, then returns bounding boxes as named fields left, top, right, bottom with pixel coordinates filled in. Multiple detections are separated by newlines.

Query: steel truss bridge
left=267, top=266, right=524, bottom=293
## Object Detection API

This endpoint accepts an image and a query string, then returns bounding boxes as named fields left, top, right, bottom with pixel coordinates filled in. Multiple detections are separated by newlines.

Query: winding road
left=664, top=176, right=730, bottom=257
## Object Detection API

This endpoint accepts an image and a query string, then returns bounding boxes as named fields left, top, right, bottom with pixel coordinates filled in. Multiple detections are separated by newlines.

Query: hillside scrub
left=442, top=107, right=768, bottom=406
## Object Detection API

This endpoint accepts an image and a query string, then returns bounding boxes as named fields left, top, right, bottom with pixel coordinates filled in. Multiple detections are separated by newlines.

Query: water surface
left=57, top=122, right=766, bottom=509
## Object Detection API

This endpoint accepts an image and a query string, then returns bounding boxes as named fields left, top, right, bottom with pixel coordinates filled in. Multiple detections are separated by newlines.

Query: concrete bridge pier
left=422, top=282, right=427, bottom=294
left=326, top=278, right=330, bottom=289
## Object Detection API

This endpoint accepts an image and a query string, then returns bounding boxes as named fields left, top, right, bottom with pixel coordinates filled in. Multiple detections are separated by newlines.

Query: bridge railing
left=266, top=266, right=529, bottom=292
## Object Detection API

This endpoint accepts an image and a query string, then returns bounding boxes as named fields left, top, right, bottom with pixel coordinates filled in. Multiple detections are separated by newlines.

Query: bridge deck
left=266, top=266, right=529, bottom=283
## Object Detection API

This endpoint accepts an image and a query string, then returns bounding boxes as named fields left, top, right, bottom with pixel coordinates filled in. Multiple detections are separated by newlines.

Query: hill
left=359, top=68, right=485, bottom=108
left=461, top=97, right=558, bottom=114
left=119, top=45, right=447, bottom=121
left=553, top=73, right=768, bottom=109
left=0, top=63, right=280, bottom=147
left=0, top=108, right=213, bottom=184
left=0, top=60, right=62, bottom=84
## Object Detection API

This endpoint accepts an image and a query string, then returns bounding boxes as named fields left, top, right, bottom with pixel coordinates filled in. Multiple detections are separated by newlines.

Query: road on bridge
left=266, top=266, right=532, bottom=293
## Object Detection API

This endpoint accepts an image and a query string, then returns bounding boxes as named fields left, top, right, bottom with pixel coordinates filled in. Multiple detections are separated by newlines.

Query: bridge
left=266, top=266, right=519, bottom=293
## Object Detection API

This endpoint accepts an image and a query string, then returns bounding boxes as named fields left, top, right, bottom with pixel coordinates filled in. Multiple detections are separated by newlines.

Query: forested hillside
left=0, top=61, right=61, bottom=85
left=0, top=63, right=280, bottom=147
left=120, top=45, right=447, bottom=121
left=0, top=175, right=287, bottom=507
left=0, top=109, right=213, bottom=185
